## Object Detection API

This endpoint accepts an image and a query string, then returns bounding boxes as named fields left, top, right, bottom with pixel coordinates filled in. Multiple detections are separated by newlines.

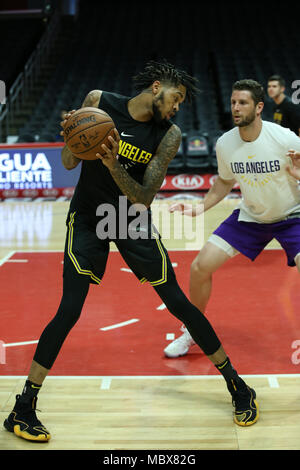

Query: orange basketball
left=64, top=107, right=115, bottom=160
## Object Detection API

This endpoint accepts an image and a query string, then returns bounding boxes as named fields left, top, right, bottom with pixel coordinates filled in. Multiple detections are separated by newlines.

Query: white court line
left=166, top=333, right=175, bottom=340
left=157, top=303, right=166, bottom=310
left=3, top=340, right=38, bottom=348
left=268, top=377, right=280, bottom=388
left=100, top=377, right=112, bottom=390
left=100, top=319, right=139, bottom=331
left=0, top=251, right=16, bottom=266
left=6, top=259, right=28, bottom=263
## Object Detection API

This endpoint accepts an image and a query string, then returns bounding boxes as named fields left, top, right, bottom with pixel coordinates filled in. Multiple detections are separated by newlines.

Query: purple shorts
left=213, top=209, right=300, bottom=266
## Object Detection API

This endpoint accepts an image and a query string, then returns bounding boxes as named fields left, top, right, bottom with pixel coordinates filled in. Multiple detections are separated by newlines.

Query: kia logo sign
left=172, top=174, right=204, bottom=190
left=209, top=175, right=218, bottom=186
left=3, top=189, right=18, bottom=197
left=23, top=189, right=39, bottom=197
left=42, top=188, right=59, bottom=197
left=62, top=187, right=75, bottom=197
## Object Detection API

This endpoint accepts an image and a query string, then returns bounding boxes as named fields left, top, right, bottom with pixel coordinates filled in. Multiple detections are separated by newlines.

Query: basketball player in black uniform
left=4, top=61, right=258, bottom=442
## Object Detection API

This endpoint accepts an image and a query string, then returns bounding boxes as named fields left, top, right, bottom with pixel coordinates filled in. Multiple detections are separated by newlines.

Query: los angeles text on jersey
left=118, top=138, right=152, bottom=164
left=230, top=160, right=280, bottom=174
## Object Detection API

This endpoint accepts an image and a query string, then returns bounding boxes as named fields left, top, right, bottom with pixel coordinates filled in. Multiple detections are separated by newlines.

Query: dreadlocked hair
left=132, top=59, right=200, bottom=103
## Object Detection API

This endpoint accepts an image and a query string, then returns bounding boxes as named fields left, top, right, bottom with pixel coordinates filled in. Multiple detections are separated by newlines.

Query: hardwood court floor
left=0, top=198, right=299, bottom=451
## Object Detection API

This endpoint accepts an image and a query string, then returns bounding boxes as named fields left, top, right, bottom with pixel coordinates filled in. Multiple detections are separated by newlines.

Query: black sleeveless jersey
left=69, top=91, right=172, bottom=220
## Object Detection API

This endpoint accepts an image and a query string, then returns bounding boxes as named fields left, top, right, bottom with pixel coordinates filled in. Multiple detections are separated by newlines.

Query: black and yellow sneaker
left=227, top=378, right=259, bottom=426
left=4, top=394, right=51, bottom=442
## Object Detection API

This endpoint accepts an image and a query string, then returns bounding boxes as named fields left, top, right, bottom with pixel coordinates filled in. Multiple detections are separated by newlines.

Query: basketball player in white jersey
left=165, top=79, right=300, bottom=358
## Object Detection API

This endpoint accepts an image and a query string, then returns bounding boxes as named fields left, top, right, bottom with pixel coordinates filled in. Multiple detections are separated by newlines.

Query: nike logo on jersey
left=121, top=131, right=134, bottom=137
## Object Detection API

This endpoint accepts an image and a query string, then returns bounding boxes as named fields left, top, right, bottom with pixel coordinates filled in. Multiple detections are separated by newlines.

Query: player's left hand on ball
left=96, top=128, right=120, bottom=169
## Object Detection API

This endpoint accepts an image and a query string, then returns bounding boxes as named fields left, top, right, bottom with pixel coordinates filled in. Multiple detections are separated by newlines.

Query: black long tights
left=33, top=262, right=221, bottom=370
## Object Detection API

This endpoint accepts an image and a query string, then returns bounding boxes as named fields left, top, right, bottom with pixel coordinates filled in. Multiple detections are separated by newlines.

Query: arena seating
left=0, top=16, right=46, bottom=90
left=2, top=1, right=300, bottom=173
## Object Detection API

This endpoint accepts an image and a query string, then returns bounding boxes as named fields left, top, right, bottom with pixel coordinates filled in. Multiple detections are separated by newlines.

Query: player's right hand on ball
left=168, top=203, right=203, bottom=217
left=60, top=110, right=76, bottom=139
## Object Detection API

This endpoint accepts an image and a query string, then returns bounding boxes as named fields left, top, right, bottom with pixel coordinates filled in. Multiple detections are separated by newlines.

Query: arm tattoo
left=82, top=89, right=101, bottom=108
left=110, top=125, right=181, bottom=207
left=61, top=145, right=81, bottom=170
left=61, top=90, right=102, bottom=170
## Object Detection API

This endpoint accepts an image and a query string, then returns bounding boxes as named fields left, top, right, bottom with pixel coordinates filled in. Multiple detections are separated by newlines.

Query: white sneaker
left=164, top=325, right=196, bottom=358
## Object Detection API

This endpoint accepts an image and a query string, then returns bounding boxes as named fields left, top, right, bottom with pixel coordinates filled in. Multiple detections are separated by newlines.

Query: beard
left=152, top=92, right=168, bottom=125
left=234, top=108, right=256, bottom=127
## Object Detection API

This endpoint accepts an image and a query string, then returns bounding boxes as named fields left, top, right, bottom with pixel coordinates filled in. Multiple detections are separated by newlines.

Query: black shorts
left=64, top=211, right=176, bottom=286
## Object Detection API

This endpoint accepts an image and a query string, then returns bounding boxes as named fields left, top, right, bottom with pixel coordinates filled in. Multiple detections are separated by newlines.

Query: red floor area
left=0, top=250, right=299, bottom=376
